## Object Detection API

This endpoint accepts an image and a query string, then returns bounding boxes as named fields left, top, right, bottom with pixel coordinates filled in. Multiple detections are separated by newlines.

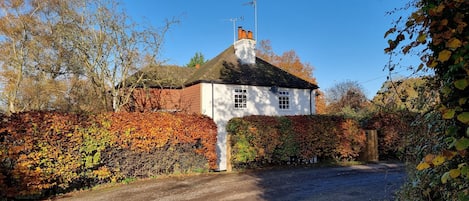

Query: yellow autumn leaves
left=433, top=38, right=462, bottom=64
left=416, top=161, right=430, bottom=170
left=441, top=163, right=469, bottom=184
left=417, top=33, right=427, bottom=43
left=438, top=50, right=452, bottom=62
left=447, top=38, right=462, bottom=49
left=416, top=153, right=452, bottom=171
left=417, top=148, right=469, bottom=184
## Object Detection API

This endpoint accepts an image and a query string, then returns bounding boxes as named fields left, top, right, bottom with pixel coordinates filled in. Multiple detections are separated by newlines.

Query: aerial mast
left=244, top=0, right=257, bottom=41
left=254, top=0, right=257, bottom=41
left=229, top=17, right=244, bottom=44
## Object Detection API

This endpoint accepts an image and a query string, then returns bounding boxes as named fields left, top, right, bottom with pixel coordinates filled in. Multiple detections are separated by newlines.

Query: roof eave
left=184, top=80, right=318, bottom=90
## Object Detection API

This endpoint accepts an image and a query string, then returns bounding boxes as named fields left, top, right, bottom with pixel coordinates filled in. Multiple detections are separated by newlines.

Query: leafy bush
left=363, top=111, right=417, bottom=160
left=227, top=115, right=366, bottom=168
left=0, top=112, right=107, bottom=198
left=290, top=115, right=365, bottom=161
left=384, top=0, right=468, bottom=199
left=396, top=111, right=469, bottom=200
left=0, top=112, right=217, bottom=199
left=102, top=144, right=208, bottom=179
left=103, top=112, right=217, bottom=169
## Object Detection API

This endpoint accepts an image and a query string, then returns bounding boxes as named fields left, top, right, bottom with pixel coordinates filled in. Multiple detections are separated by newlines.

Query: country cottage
left=127, top=27, right=319, bottom=170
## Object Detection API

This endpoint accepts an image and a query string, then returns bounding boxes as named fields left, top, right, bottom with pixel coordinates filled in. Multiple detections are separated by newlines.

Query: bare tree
left=0, top=0, right=41, bottom=113
left=71, top=0, right=177, bottom=112
left=325, top=80, right=368, bottom=116
left=0, top=0, right=177, bottom=113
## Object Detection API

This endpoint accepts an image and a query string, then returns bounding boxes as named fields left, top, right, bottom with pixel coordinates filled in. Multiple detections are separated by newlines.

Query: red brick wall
left=126, top=88, right=181, bottom=112
left=125, top=85, right=201, bottom=113
left=181, top=84, right=201, bottom=114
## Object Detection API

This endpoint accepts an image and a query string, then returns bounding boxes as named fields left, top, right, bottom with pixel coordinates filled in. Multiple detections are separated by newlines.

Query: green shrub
left=274, top=117, right=299, bottom=162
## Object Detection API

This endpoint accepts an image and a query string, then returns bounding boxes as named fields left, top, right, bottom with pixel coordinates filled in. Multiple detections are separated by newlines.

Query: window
left=278, top=91, right=290, bottom=110
left=234, top=88, right=247, bottom=109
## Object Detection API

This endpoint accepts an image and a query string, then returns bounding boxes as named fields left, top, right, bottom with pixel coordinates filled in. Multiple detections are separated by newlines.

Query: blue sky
left=121, top=0, right=419, bottom=98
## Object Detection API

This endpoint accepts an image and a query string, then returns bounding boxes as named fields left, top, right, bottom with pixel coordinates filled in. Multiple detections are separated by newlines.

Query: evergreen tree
left=186, top=52, right=207, bottom=68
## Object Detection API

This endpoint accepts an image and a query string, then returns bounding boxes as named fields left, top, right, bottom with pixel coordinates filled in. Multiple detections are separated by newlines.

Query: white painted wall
left=234, top=39, right=256, bottom=65
left=200, top=83, right=315, bottom=170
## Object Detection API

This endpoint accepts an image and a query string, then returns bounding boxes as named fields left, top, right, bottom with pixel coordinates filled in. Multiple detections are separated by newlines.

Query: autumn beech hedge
left=227, top=115, right=366, bottom=168
left=362, top=111, right=417, bottom=160
left=0, top=112, right=217, bottom=199
left=102, top=112, right=218, bottom=176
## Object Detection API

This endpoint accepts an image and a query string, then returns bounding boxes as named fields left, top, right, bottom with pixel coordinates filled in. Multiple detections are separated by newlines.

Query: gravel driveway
left=55, top=162, right=405, bottom=201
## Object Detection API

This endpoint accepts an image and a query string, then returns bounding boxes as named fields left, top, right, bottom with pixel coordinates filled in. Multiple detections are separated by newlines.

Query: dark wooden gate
left=360, top=130, right=379, bottom=162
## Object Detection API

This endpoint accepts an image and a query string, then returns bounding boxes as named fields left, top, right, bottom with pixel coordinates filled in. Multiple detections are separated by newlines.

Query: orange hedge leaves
left=363, top=111, right=417, bottom=160
left=290, top=115, right=365, bottom=161
left=0, top=112, right=94, bottom=197
left=227, top=115, right=366, bottom=168
left=103, top=112, right=217, bottom=169
left=0, top=112, right=217, bottom=199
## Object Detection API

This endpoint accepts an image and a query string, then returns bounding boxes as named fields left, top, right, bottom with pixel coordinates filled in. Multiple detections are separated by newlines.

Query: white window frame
left=278, top=90, right=290, bottom=110
left=234, top=88, right=247, bottom=109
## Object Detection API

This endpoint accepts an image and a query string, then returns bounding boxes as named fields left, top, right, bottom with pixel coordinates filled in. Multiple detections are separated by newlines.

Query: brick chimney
left=234, top=26, right=256, bottom=65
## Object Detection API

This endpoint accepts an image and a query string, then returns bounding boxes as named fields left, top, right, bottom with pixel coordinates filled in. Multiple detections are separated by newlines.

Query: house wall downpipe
left=211, top=81, right=214, bottom=119
left=309, top=89, right=312, bottom=115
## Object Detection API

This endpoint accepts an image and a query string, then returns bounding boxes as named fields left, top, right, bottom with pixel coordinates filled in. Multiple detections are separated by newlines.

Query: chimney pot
left=247, top=31, right=253, bottom=40
left=237, top=26, right=243, bottom=40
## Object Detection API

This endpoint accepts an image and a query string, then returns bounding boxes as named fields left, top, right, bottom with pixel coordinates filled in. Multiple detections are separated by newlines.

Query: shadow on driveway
left=55, top=162, right=405, bottom=201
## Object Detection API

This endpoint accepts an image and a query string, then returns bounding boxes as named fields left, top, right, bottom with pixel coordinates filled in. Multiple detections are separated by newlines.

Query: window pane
left=234, top=88, right=247, bottom=109
left=278, top=91, right=290, bottom=110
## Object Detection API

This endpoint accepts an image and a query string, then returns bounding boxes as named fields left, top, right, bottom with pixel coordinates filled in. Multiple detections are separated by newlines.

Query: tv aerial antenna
left=243, top=0, right=257, bottom=41
left=228, top=16, right=244, bottom=43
